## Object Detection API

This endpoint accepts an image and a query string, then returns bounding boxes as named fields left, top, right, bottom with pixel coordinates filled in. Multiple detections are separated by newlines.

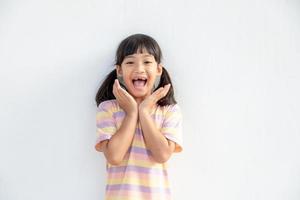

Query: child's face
left=116, top=50, right=162, bottom=100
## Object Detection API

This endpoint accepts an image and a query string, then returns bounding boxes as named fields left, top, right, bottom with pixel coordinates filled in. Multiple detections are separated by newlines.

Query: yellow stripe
left=96, top=111, right=113, bottom=120
left=131, top=139, right=147, bottom=148
left=161, top=127, right=177, bottom=133
left=107, top=177, right=170, bottom=188
left=97, top=127, right=116, bottom=133
left=165, top=111, right=180, bottom=118
left=105, top=192, right=171, bottom=200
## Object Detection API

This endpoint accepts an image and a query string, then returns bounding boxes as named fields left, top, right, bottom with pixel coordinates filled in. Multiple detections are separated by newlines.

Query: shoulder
left=97, top=99, right=118, bottom=112
left=162, top=103, right=181, bottom=113
left=158, top=104, right=183, bottom=127
left=157, top=103, right=182, bottom=117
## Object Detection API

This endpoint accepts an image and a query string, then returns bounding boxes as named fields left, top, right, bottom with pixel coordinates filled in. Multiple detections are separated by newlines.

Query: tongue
left=133, top=80, right=146, bottom=88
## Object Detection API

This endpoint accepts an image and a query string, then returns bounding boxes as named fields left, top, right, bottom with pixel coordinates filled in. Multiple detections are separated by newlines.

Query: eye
left=125, top=62, right=134, bottom=64
left=144, top=61, right=152, bottom=64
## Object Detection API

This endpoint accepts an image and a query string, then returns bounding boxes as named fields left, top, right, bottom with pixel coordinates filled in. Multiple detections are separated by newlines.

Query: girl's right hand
left=113, top=79, right=138, bottom=116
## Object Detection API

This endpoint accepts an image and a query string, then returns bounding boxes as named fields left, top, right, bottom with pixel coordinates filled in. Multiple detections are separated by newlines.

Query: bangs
left=122, top=41, right=156, bottom=58
left=115, top=34, right=162, bottom=65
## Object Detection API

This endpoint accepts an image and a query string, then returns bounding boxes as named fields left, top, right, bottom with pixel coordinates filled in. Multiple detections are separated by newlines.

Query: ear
left=157, top=64, right=163, bottom=76
left=115, top=65, right=122, bottom=76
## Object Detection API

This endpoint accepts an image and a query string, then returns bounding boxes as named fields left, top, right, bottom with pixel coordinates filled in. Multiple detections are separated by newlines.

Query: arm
left=138, top=109, right=175, bottom=163
left=97, top=112, right=138, bottom=165
left=96, top=79, right=138, bottom=165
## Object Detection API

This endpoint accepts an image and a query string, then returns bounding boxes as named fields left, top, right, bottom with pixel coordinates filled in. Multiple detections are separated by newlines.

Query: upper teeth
left=133, top=77, right=147, bottom=80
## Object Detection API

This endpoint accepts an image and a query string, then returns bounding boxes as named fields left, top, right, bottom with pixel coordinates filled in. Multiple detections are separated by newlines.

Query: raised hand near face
left=139, top=84, right=171, bottom=114
left=113, top=79, right=138, bottom=116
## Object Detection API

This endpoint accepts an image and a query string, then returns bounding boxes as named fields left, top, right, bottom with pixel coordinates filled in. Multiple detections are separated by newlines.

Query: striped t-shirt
left=95, top=99, right=183, bottom=200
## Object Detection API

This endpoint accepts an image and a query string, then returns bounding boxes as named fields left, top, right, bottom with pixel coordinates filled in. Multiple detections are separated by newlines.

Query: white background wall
left=1, top=0, right=300, bottom=199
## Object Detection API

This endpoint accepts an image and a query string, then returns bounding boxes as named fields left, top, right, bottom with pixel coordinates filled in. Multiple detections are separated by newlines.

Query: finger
left=153, top=84, right=169, bottom=97
left=113, top=80, right=121, bottom=100
left=144, top=85, right=168, bottom=105
left=115, top=79, right=128, bottom=94
left=112, top=80, right=117, bottom=95
left=152, top=87, right=165, bottom=96
left=145, top=87, right=163, bottom=103
left=156, top=84, right=171, bottom=100
left=161, top=84, right=171, bottom=96
left=115, top=79, right=135, bottom=101
left=115, top=79, right=121, bottom=89
left=113, top=79, right=126, bottom=101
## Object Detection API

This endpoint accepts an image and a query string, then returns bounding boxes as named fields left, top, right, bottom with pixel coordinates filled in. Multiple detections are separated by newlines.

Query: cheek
left=121, top=71, right=132, bottom=81
left=124, top=77, right=133, bottom=85
left=146, top=77, right=156, bottom=87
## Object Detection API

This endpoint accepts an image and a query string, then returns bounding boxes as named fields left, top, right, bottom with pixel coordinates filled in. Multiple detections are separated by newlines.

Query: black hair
left=95, top=33, right=177, bottom=107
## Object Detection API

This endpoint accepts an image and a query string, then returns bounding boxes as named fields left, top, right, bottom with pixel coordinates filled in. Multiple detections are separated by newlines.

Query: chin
left=131, top=92, right=147, bottom=98
left=130, top=89, right=149, bottom=98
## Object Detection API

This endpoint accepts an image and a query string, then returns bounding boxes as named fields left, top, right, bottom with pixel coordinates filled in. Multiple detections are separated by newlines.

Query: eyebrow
left=125, top=54, right=152, bottom=58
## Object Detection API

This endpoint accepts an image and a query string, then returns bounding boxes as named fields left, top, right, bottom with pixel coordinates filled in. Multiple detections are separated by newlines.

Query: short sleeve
left=95, top=101, right=117, bottom=152
left=161, top=104, right=183, bottom=153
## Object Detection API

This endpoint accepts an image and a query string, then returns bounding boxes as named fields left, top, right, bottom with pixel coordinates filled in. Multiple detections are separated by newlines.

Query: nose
left=134, top=62, right=146, bottom=73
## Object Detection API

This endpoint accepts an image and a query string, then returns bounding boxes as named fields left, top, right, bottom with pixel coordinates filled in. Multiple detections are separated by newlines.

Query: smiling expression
left=116, top=49, right=163, bottom=101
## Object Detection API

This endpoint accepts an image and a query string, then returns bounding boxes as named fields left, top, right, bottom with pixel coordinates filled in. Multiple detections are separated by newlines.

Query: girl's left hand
left=139, top=84, right=171, bottom=114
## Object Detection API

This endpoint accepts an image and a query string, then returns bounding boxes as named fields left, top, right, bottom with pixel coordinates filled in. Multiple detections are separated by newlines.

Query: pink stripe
left=96, top=134, right=111, bottom=143
left=97, top=100, right=116, bottom=110
left=107, top=169, right=168, bottom=179
left=168, top=104, right=180, bottom=112
left=107, top=165, right=167, bottom=175
left=97, top=120, right=115, bottom=128
left=124, top=151, right=155, bottom=161
left=113, top=111, right=126, bottom=119
left=162, top=120, right=180, bottom=128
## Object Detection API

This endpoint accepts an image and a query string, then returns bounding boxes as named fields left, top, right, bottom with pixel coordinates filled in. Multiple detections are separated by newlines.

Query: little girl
left=94, top=33, right=183, bottom=200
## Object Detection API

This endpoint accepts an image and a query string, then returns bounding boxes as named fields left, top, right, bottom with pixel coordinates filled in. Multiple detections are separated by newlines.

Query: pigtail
left=156, top=67, right=177, bottom=106
left=95, top=69, right=117, bottom=107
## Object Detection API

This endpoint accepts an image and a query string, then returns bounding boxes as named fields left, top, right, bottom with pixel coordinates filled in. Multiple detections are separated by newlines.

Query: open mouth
left=132, top=77, right=147, bottom=89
